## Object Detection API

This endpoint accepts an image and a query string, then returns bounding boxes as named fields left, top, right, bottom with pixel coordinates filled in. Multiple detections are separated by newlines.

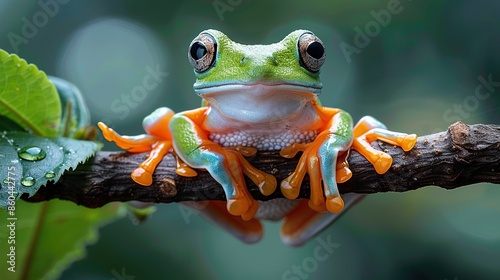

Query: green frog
left=98, top=29, right=417, bottom=246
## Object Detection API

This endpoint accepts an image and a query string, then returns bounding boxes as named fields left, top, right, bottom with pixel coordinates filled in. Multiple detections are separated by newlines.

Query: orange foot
left=352, top=116, right=417, bottom=174
left=280, top=139, right=352, bottom=214
left=98, top=107, right=175, bottom=186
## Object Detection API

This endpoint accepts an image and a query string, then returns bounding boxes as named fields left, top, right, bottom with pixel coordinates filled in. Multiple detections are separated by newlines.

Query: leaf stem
left=20, top=201, right=48, bottom=280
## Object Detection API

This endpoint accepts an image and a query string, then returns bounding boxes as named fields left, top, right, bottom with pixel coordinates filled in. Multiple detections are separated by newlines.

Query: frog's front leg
left=351, top=116, right=417, bottom=174
left=169, top=108, right=277, bottom=221
left=98, top=107, right=174, bottom=186
left=280, top=108, right=354, bottom=214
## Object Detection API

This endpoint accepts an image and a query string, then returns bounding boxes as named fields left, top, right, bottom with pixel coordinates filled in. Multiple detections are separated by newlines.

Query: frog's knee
left=358, top=115, right=387, bottom=129
left=143, top=107, right=175, bottom=139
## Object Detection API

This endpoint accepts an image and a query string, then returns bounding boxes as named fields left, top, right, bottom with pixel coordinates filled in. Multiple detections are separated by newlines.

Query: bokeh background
left=1, top=0, right=499, bottom=279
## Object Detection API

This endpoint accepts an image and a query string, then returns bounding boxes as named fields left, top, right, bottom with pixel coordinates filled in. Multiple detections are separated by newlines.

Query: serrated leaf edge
left=0, top=49, right=61, bottom=137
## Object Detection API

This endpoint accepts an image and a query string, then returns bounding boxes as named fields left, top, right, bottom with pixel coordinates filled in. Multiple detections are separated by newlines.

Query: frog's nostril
left=267, top=55, right=278, bottom=66
left=240, top=56, right=248, bottom=65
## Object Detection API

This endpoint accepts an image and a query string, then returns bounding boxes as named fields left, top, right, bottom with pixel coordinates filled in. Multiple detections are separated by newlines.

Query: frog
left=98, top=29, right=417, bottom=246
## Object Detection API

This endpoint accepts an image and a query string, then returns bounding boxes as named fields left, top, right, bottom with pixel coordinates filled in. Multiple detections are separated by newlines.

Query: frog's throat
left=199, top=84, right=319, bottom=125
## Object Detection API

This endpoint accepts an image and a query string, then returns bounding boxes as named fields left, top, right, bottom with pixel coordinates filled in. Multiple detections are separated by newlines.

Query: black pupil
left=307, top=42, right=324, bottom=59
left=191, top=42, right=207, bottom=60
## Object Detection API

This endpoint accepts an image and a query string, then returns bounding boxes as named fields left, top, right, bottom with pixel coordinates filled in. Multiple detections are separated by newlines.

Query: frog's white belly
left=201, top=84, right=323, bottom=150
left=209, top=129, right=317, bottom=151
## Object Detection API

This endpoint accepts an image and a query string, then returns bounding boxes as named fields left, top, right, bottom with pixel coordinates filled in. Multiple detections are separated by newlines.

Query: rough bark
left=24, top=122, right=500, bottom=208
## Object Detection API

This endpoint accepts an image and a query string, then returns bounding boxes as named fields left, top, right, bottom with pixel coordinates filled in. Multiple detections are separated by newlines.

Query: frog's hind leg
left=182, top=201, right=263, bottom=244
left=130, top=108, right=175, bottom=185
left=280, top=194, right=365, bottom=247
left=98, top=122, right=158, bottom=153
left=131, top=140, right=172, bottom=186
left=352, top=116, right=417, bottom=174
left=98, top=122, right=162, bottom=185
left=98, top=107, right=175, bottom=186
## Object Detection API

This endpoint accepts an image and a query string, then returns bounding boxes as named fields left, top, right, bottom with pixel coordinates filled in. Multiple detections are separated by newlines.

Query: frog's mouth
left=198, top=84, right=319, bottom=124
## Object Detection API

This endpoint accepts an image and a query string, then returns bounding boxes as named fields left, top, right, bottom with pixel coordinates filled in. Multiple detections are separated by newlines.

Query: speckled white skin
left=209, top=129, right=317, bottom=151
left=255, top=199, right=302, bottom=220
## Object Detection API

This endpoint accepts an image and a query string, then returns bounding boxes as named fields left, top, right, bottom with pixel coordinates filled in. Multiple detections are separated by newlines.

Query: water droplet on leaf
left=45, top=171, right=55, bottom=179
left=21, top=176, right=35, bottom=187
left=18, top=146, right=46, bottom=161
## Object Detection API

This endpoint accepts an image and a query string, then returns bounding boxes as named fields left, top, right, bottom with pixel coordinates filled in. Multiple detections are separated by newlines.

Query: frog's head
left=187, top=29, right=326, bottom=123
left=188, top=29, right=325, bottom=92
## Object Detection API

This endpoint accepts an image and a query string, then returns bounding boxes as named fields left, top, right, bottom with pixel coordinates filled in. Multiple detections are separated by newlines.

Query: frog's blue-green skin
left=98, top=29, right=417, bottom=246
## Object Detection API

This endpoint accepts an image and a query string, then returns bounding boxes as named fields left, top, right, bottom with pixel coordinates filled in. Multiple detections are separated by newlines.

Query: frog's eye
left=298, top=33, right=326, bottom=73
left=188, top=33, right=217, bottom=73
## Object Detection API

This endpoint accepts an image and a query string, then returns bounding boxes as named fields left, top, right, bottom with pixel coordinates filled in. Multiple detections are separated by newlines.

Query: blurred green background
left=1, top=0, right=499, bottom=279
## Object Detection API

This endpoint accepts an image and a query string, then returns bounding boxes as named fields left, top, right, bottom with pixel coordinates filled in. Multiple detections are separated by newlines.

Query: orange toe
left=227, top=198, right=251, bottom=217
left=336, top=166, right=352, bottom=183
left=131, top=167, right=153, bottom=186
left=281, top=178, right=301, bottom=199
left=258, top=174, right=277, bottom=196
left=326, top=195, right=344, bottom=213
left=97, top=122, right=113, bottom=141
left=402, top=134, right=417, bottom=151
left=373, top=153, right=393, bottom=174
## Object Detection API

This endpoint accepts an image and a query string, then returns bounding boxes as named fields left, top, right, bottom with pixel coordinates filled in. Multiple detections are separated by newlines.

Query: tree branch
left=24, top=122, right=500, bottom=208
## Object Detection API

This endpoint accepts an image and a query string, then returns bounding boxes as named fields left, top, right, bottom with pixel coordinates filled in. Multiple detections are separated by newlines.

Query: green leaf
left=0, top=200, right=125, bottom=280
left=0, top=132, right=98, bottom=208
left=49, top=77, right=91, bottom=138
left=0, top=49, right=61, bottom=137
